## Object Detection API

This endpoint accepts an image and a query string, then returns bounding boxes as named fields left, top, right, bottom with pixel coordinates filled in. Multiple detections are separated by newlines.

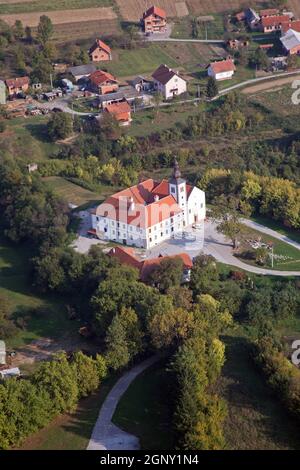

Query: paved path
left=148, top=220, right=300, bottom=277
left=87, top=356, right=159, bottom=451
left=241, top=219, right=300, bottom=251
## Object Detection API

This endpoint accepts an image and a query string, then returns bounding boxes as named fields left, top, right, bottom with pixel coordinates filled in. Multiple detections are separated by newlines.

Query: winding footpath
left=87, top=356, right=159, bottom=451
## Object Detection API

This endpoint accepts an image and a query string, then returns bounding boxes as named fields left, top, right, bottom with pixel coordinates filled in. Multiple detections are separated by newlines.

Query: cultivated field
left=115, top=0, right=190, bottom=21
left=288, top=0, right=300, bottom=18
left=0, top=0, right=112, bottom=14
left=186, top=0, right=265, bottom=15
left=0, top=6, right=117, bottom=26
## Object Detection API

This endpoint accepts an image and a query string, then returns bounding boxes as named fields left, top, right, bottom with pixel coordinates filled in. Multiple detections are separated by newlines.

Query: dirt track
left=0, top=6, right=117, bottom=26
left=242, top=75, right=300, bottom=94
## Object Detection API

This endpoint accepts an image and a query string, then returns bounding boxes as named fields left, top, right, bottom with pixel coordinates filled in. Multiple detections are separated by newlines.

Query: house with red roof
left=5, top=76, right=29, bottom=97
left=89, top=39, right=112, bottom=62
left=91, top=160, right=206, bottom=249
left=152, top=64, right=187, bottom=99
left=261, top=14, right=290, bottom=33
left=282, top=20, right=300, bottom=34
left=207, top=58, right=236, bottom=81
left=89, top=70, right=118, bottom=94
left=104, top=100, right=132, bottom=126
left=108, top=246, right=193, bottom=283
left=142, top=5, right=167, bottom=34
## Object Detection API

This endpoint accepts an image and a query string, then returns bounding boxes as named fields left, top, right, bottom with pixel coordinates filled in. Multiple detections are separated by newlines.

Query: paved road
left=241, top=219, right=300, bottom=251
left=87, top=356, right=159, bottom=451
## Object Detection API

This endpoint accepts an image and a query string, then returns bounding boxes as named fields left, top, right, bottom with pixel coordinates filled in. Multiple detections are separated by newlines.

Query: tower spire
left=173, top=157, right=181, bottom=179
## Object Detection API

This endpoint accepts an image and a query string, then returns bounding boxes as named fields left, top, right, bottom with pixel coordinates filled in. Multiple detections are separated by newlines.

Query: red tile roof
left=90, top=70, right=117, bottom=86
left=143, top=5, right=166, bottom=19
left=96, top=178, right=182, bottom=229
left=90, top=39, right=111, bottom=55
left=209, top=58, right=236, bottom=74
left=282, top=20, right=300, bottom=34
left=105, top=101, right=131, bottom=116
left=5, top=76, right=29, bottom=88
left=108, top=247, right=193, bottom=281
left=140, top=253, right=193, bottom=281
left=261, top=15, right=289, bottom=28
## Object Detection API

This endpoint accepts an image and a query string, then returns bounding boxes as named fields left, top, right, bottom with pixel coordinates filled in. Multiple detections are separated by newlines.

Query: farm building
left=208, top=58, right=236, bottom=81
left=104, top=100, right=132, bottom=126
left=89, top=70, right=118, bottom=95
left=131, top=76, right=153, bottom=92
left=89, top=39, right=112, bottom=62
left=280, top=29, right=300, bottom=55
left=67, top=64, right=97, bottom=82
left=152, top=64, right=187, bottom=99
left=142, top=5, right=167, bottom=34
left=0, top=80, right=6, bottom=104
left=227, top=38, right=249, bottom=50
left=0, top=341, right=6, bottom=365
left=245, top=8, right=260, bottom=30
left=108, top=246, right=193, bottom=283
left=91, top=160, right=206, bottom=249
left=259, top=9, right=279, bottom=18
left=5, top=76, right=29, bottom=98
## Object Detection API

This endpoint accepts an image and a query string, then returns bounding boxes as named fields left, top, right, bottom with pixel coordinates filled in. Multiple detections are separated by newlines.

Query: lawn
left=19, top=374, right=117, bottom=450
left=104, top=44, right=179, bottom=78
left=0, top=234, right=74, bottom=349
left=43, top=176, right=112, bottom=208
left=219, top=332, right=300, bottom=450
left=113, top=359, right=175, bottom=450
left=0, top=115, right=59, bottom=162
left=250, top=215, right=300, bottom=245
left=236, top=227, right=300, bottom=271
left=129, top=101, right=204, bottom=138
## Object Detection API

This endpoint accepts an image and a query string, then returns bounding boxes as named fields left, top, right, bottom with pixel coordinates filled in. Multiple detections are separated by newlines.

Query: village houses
left=89, top=39, right=112, bottom=62
left=142, top=5, right=167, bottom=34
left=208, top=58, right=236, bottom=81
left=89, top=70, right=118, bottom=94
left=91, top=160, right=206, bottom=249
left=103, top=100, right=132, bottom=126
left=152, top=64, right=187, bottom=99
left=5, top=76, right=29, bottom=98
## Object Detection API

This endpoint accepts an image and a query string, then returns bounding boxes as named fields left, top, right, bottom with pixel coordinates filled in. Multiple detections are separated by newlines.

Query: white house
left=91, top=160, right=206, bottom=249
left=208, top=58, right=236, bottom=81
left=152, top=64, right=187, bottom=100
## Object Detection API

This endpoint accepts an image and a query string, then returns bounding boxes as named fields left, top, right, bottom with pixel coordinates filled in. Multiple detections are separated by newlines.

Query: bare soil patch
left=116, top=0, right=190, bottom=21
left=0, top=6, right=116, bottom=26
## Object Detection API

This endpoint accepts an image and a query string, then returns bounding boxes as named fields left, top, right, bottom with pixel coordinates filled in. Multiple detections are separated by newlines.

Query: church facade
left=91, top=161, right=206, bottom=249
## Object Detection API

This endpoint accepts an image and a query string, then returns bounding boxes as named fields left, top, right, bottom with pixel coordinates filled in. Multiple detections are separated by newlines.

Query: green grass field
left=113, top=360, right=175, bottom=450
left=0, top=0, right=112, bottom=15
left=44, top=176, right=113, bottom=208
left=171, top=14, right=225, bottom=40
left=0, top=234, right=75, bottom=349
left=219, top=333, right=300, bottom=450
left=236, top=227, right=300, bottom=271
left=1, top=115, right=59, bottom=162
left=105, top=44, right=179, bottom=78
left=250, top=215, right=300, bottom=245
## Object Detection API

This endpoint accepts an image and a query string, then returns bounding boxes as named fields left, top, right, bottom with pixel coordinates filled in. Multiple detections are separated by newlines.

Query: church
left=91, top=160, right=206, bottom=249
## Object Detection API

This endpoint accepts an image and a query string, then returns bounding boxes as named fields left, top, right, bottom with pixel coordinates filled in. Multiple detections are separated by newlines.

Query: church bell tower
left=169, top=158, right=188, bottom=226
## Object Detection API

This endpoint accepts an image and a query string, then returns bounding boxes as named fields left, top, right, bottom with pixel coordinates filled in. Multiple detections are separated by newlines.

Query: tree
left=146, top=257, right=184, bottom=292
left=250, top=48, right=269, bottom=71
left=152, top=91, right=163, bottom=116
left=33, top=353, right=78, bottom=416
left=149, top=307, right=194, bottom=349
left=14, top=20, right=24, bottom=40
left=100, top=111, right=121, bottom=140
left=25, top=26, right=32, bottom=43
left=47, top=112, right=74, bottom=141
left=105, top=308, right=143, bottom=370
left=72, top=351, right=99, bottom=398
left=206, top=76, right=218, bottom=98
left=255, top=246, right=269, bottom=266
left=212, top=196, right=249, bottom=249
left=37, top=15, right=53, bottom=46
